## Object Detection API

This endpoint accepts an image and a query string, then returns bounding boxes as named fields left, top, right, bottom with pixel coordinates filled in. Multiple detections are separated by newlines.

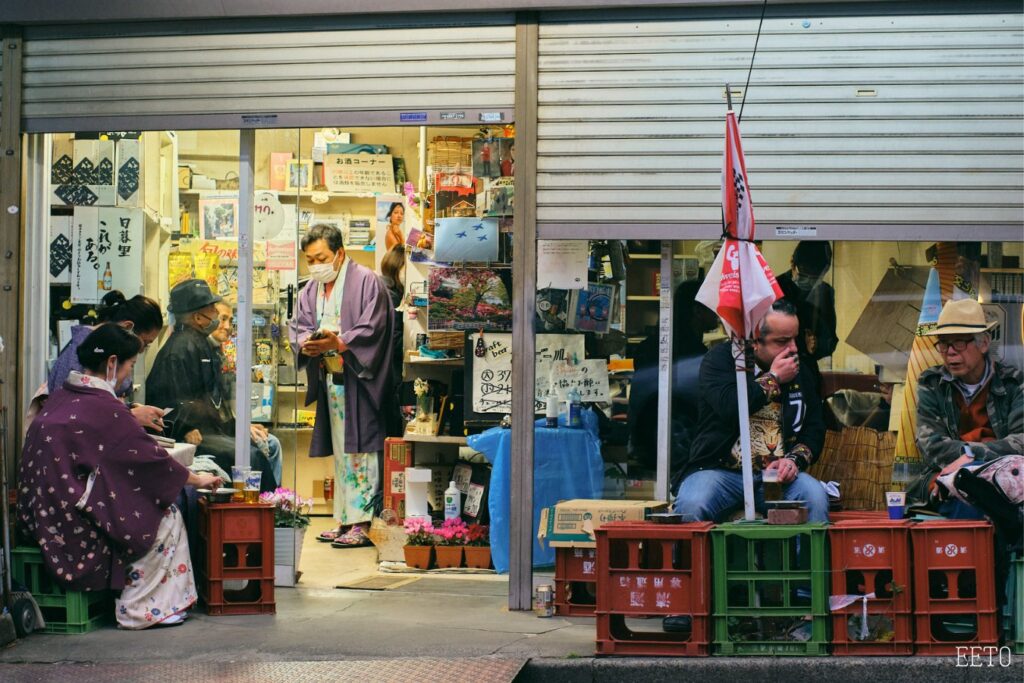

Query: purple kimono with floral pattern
left=17, top=381, right=189, bottom=591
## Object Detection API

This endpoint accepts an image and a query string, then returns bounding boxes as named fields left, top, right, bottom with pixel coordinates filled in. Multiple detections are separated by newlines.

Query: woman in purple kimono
left=288, top=224, right=394, bottom=548
left=18, top=324, right=222, bottom=629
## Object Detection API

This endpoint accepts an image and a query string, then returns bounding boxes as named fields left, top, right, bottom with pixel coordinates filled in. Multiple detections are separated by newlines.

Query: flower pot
left=404, top=544, right=434, bottom=570
left=434, top=545, right=464, bottom=569
left=464, top=546, right=492, bottom=569
left=274, top=526, right=307, bottom=587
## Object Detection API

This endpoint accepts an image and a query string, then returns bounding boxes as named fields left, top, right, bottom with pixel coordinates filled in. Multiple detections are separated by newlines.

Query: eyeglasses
left=936, top=338, right=975, bottom=354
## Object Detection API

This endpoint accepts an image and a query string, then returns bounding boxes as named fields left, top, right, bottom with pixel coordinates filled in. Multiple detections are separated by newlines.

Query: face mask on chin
left=201, top=316, right=220, bottom=336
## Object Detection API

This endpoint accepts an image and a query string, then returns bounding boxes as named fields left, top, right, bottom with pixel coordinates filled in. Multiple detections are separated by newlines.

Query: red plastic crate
left=595, top=521, right=714, bottom=657
left=829, top=519, right=914, bottom=655
left=829, top=511, right=890, bottom=523
left=555, top=547, right=598, bottom=616
left=198, top=499, right=276, bottom=616
left=910, top=520, right=998, bottom=655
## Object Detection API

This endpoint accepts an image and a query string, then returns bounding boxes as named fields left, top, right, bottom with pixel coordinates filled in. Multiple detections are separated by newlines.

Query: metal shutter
left=22, top=18, right=516, bottom=131
left=536, top=4, right=1024, bottom=230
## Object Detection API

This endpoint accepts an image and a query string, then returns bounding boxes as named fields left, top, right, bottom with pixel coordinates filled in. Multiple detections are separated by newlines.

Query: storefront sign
left=324, top=153, right=395, bottom=195
left=479, top=112, right=505, bottom=123
left=71, top=207, right=143, bottom=304
left=775, top=226, right=818, bottom=237
left=440, top=111, right=465, bottom=121
left=541, top=359, right=610, bottom=403
left=470, top=333, right=587, bottom=413
left=399, top=112, right=428, bottom=123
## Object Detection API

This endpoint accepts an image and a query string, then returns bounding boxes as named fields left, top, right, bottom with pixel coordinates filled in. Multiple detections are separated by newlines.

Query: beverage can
left=535, top=584, right=554, bottom=617
left=323, top=476, right=334, bottom=502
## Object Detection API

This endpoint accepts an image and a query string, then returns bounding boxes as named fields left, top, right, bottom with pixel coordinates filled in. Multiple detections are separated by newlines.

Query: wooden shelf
left=630, top=254, right=692, bottom=261
left=405, top=356, right=464, bottom=367
left=401, top=433, right=468, bottom=445
left=981, top=267, right=1024, bottom=273
left=627, top=295, right=660, bottom=302
left=178, top=189, right=378, bottom=200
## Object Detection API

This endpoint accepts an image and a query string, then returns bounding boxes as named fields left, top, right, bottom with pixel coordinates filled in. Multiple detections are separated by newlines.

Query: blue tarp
left=468, top=409, right=604, bottom=573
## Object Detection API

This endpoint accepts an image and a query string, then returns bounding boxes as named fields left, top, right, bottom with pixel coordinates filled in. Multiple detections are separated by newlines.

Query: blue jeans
left=253, top=433, right=283, bottom=488
left=673, top=468, right=830, bottom=523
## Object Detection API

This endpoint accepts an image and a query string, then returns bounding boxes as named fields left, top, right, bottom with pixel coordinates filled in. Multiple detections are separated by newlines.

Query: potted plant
left=403, top=517, right=436, bottom=570
left=464, top=524, right=491, bottom=569
left=433, top=518, right=468, bottom=568
left=259, top=487, right=313, bottom=587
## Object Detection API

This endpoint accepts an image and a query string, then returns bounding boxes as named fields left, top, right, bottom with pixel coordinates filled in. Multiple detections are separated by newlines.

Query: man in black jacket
left=673, top=299, right=829, bottom=522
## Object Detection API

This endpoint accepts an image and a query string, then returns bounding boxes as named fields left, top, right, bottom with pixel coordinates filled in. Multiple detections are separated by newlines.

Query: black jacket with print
left=677, top=341, right=826, bottom=489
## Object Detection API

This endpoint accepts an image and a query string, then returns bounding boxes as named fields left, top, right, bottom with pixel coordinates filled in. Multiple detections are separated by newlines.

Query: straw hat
left=922, top=298, right=996, bottom=336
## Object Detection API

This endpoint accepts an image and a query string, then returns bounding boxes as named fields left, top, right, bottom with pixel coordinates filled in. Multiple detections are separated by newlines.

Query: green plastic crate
left=710, top=522, right=829, bottom=656
left=12, top=546, right=113, bottom=634
left=1012, top=555, right=1023, bottom=655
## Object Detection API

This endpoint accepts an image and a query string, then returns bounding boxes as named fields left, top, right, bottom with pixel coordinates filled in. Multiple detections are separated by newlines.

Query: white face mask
left=105, top=358, right=120, bottom=387
left=309, top=256, right=341, bottom=284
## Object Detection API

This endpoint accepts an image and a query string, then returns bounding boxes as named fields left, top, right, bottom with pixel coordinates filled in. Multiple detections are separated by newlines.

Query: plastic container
left=829, top=519, right=914, bottom=655
left=404, top=467, right=433, bottom=520
left=443, top=480, right=461, bottom=520
left=910, top=520, right=998, bottom=655
left=11, top=546, right=112, bottom=634
left=594, top=521, right=714, bottom=657
left=567, top=388, right=582, bottom=428
left=545, top=392, right=559, bottom=428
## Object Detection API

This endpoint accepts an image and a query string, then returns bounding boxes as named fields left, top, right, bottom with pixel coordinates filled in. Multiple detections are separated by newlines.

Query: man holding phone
left=673, top=298, right=830, bottom=523
left=288, top=224, right=394, bottom=548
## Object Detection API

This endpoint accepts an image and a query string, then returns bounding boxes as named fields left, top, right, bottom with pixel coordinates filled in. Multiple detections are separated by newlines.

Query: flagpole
left=734, top=336, right=756, bottom=521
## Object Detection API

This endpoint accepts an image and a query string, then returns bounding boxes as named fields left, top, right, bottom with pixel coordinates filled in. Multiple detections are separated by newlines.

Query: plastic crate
left=11, top=546, right=112, bottom=634
left=1009, top=554, right=1023, bottom=655
left=555, top=547, right=597, bottom=617
left=910, top=520, right=998, bottom=655
left=198, top=499, right=276, bottom=616
left=711, top=522, right=829, bottom=656
left=828, top=520, right=914, bottom=655
left=594, top=521, right=714, bottom=657
left=828, top=511, right=890, bottom=523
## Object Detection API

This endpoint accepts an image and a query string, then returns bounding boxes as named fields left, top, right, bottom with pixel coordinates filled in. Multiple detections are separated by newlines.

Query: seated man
left=674, top=299, right=829, bottom=522
left=908, top=298, right=1023, bottom=514
left=146, top=279, right=278, bottom=491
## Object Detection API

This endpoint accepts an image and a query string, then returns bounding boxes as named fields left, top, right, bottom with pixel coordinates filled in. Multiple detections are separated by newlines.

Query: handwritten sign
left=542, top=359, right=610, bottom=403
left=324, top=153, right=395, bottom=194
left=265, top=239, right=296, bottom=271
left=470, top=333, right=587, bottom=414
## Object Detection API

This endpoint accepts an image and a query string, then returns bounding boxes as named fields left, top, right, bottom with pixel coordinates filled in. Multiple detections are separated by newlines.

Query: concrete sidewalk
left=1, top=577, right=1021, bottom=682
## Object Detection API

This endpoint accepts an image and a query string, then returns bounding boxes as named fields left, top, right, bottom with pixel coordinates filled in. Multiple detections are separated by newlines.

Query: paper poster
left=540, top=359, right=610, bottom=403
left=428, top=266, right=511, bottom=332
left=49, top=214, right=73, bottom=283
left=167, top=251, right=195, bottom=289
left=567, top=282, right=615, bottom=334
left=484, top=177, right=514, bottom=217
left=265, top=240, right=296, bottom=271
left=537, top=241, right=588, bottom=290
left=469, top=332, right=587, bottom=414
left=324, top=153, right=395, bottom=194
left=70, top=207, right=144, bottom=304
left=200, top=195, right=239, bottom=239
left=269, top=152, right=292, bottom=191
left=434, top=218, right=498, bottom=263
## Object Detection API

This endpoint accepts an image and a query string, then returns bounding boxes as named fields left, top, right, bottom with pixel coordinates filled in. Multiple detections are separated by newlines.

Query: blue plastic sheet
left=467, top=409, right=604, bottom=573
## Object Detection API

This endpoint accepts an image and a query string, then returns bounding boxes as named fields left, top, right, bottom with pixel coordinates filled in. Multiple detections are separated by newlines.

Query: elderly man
left=674, top=298, right=829, bottom=522
left=146, top=279, right=277, bottom=490
left=908, top=298, right=1023, bottom=512
left=288, top=224, right=394, bottom=548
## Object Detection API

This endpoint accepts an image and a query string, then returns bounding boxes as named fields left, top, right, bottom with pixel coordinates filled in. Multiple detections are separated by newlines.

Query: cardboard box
left=537, top=498, right=668, bottom=549
left=383, top=438, right=412, bottom=521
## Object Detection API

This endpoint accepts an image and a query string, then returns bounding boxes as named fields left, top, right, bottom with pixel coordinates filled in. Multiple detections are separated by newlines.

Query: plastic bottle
left=444, top=481, right=461, bottom=520
left=545, top=392, right=559, bottom=428
left=567, top=387, right=582, bottom=428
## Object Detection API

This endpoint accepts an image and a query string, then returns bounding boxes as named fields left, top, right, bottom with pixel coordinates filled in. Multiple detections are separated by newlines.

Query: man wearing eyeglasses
left=908, top=298, right=1023, bottom=510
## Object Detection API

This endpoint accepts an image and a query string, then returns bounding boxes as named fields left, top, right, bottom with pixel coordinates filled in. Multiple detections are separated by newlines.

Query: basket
left=808, top=427, right=896, bottom=511
left=215, top=171, right=240, bottom=190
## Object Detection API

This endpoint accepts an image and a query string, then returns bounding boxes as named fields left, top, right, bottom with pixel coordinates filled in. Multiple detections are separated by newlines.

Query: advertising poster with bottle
left=70, top=206, right=144, bottom=304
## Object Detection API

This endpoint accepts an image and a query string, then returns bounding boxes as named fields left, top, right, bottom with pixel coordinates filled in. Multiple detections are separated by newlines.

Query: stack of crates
left=594, top=521, right=714, bottom=656
left=554, top=547, right=598, bottom=616
left=11, top=546, right=112, bottom=633
left=910, top=520, right=997, bottom=655
left=711, top=522, right=829, bottom=656
left=828, top=520, right=914, bottom=655
left=197, top=499, right=276, bottom=615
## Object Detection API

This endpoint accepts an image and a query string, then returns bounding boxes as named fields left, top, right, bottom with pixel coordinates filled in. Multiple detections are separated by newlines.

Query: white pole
left=734, top=338, right=756, bottom=521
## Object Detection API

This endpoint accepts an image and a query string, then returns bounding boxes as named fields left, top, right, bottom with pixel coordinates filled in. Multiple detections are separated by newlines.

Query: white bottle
left=444, top=480, right=461, bottom=520
left=545, top=392, right=559, bottom=428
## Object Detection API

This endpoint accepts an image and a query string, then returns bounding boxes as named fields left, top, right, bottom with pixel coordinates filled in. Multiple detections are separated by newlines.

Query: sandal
left=331, top=525, right=371, bottom=548
left=317, top=526, right=346, bottom=543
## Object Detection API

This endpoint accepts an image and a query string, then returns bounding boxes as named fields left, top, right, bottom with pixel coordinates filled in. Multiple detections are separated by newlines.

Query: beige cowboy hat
left=922, top=298, right=997, bottom=336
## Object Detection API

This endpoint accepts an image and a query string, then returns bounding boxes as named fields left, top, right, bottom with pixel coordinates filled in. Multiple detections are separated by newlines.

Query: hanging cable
left=739, top=0, right=770, bottom=123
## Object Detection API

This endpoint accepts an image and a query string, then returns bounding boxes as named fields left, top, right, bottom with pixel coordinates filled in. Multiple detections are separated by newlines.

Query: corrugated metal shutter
left=537, top=4, right=1024, bottom=229
left=22, top=19, right=515, bottom=131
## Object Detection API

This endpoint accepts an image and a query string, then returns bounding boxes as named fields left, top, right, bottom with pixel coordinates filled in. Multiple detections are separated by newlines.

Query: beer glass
left=244, top=470, right=263, bottom=503
left=762, top=468, right=782, bottom=502
left=230, top=466, right=249, bottom=503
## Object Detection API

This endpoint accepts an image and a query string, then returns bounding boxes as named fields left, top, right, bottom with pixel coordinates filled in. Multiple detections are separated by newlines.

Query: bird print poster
left=433, top=217, right=498, bottom=263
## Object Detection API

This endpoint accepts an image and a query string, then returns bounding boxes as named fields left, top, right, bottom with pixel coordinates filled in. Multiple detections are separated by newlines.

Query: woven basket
left=428, top=331, right=464, bottom=351
left=808, top=427, right=897, bottom=511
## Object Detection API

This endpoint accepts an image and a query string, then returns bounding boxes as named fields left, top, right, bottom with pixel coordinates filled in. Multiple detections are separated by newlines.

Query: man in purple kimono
left=288, top=223, right=394, bottom=547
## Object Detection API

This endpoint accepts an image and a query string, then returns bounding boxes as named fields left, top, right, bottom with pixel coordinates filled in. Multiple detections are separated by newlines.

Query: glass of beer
left=762, top=467, right=783, bottom=502
left=244, top=470, right=263, bottom=504
left=230, top=466, right=249, bottom=503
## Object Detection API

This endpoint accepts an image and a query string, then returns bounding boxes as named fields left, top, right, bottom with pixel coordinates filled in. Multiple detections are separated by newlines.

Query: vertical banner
left=115, top=138, right=143, bottom=208
left=71, top=207, right=100, bottom=304
left=71, top=207, right=144, bottom=304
